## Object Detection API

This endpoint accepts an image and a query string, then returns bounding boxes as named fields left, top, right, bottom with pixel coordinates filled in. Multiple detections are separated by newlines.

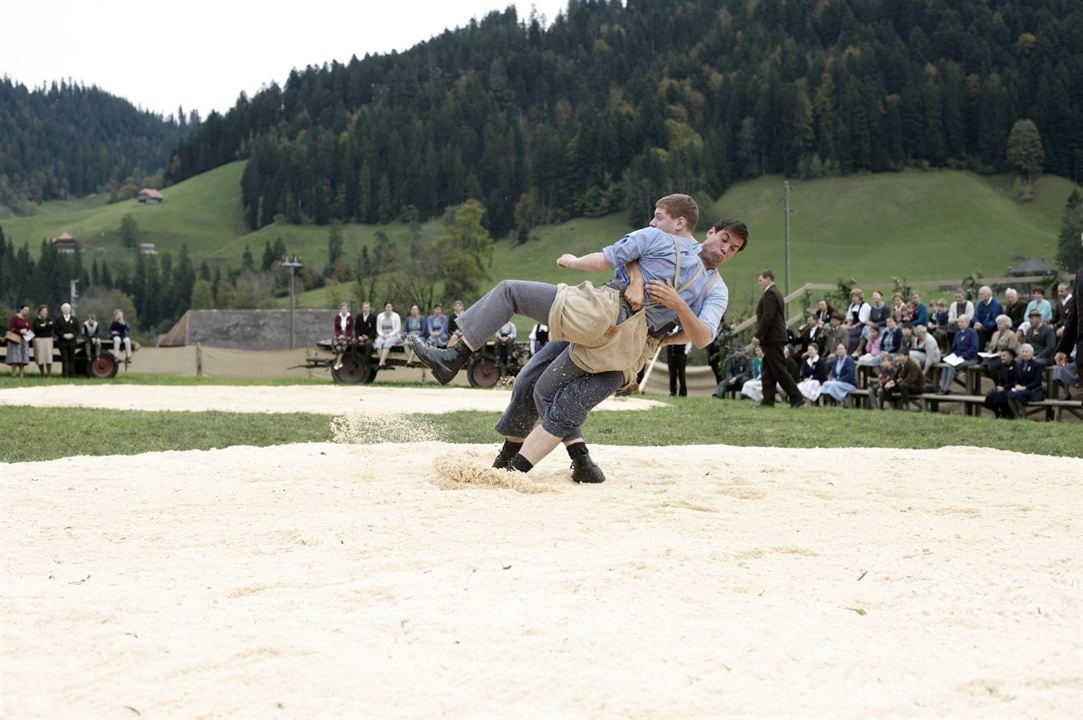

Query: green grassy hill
left=3, top=164, right=1077, bottom=327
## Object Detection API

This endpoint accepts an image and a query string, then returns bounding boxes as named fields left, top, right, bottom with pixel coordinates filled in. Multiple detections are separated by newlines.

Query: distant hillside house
left=158, top=309, right=333, bottom=350
left=1008, top=256, right=1058, bottom=277
left=52, top=232, right=79, bottom=254
left=138, top=188, right=164, bottom=204
left=138, top=243, right=158, bottom=255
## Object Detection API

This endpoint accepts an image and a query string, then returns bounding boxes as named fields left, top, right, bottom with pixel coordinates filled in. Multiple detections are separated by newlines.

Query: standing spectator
left=886, top=346, right=925, bottom=410
left=31, top=304, right=55, bottom=375
left=109, top=309, right=133, bottom=362
left=528, top=323, right=549, bottom=356
left=1053, top=282, right=1073, bottom=337
left=910, top=291, right=929, bottom=327
left=909, top=324, right=941, bottom=374
left=981, top=315, right=1020, bottom=381
left=495, top=320, right=517, bottom=373
left=331, top=303, right=354, bottom=371
left=667, top=341, right=690, bottom=397
left=844, top=289, right=871, bottom=354
left=821, top=343, right=858, bottom=404
left=1054, top=233, right=1083, bottom=389
left=55, top=302, right=79, bottom=378
left=426, top=304, right=449, bottom=347
left=1023, top=286, right=1052, bottom=327
left=1003, top=288, right=1026, bottom=331
left=796, top=342, right=827, bottom=403
left=374, top=302, right=401, bottom=370
left=937, top=315, right=979, bottom=395
left=82, top=314, right=101, bottom=362
left=355, top=301, right=377, bottom=355
left=755, top=270, right=805, bottom=408
left=1023, top=310, right=1056, bottom=364
left=401, top=304, right=428, bottom=367
left=446, top=299, right=465, bottom=346
left=972, top=285, right=1003, bottom=347
left=5, top=304, right=31, bottom=378
left=713, top=343, right=752, bottom=398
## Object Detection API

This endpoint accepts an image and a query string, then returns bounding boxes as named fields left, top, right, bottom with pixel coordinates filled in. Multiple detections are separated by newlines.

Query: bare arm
left=645, top=279, right=713, bottom=348
left=556, top=252, right=609, bottom=272
left=624, top=260, right=644, bottom=310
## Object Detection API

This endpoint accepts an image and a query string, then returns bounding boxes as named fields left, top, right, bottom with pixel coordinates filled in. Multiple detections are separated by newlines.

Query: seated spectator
left=796, top=312, right=824, bottom=357
left=426, top=304, right=449, bottom=348
left=82, top=314, right=101, bottom=361
left=1003, top=287, right=1026, bottom=331
left=332, top=303, right=354, bottom=371
left=909, top=324, right=941, bottom=374
left=910, top=291, right=929, bottom=327
left=884, top=346, right=925, bottom=409
left=821, top=314, right=847, bottom=361
left=972, top=285, right=1003, bottom=348
left=981, top=314, right=1020, bottom=381
left=890, top=292, right=907, bottom=324
left=931, top=298, right=952, bottom=351
left=496, top=320, right=517, bottom=373
left=983, top=347, right=1019, bottom=419
left=796, top=342, right=827, bottom=402
left=880, top=316, right=903, bottom=356
left=937, top=314, right=979, bottom=395
left=1052, top=348, right=1079, bottom=400
left=446, top=299, right=465, bottom=346
left=821, top=344, right=858, bottom=404
left=1023, top=310, right=1056, bottom=364
left=374, top=302, right=402, bottom=370
left=739, top=346, right=765, bottom=401
left=31, top=304, right=55, bottom=376
left=868, top=291, right=890, bottom=329
left=1023, top=286, right=1053, bottom=327
left=985, top=344, right=1044, bottom=419
left=856, top=325, right=883, bottom=366
left=844, top=289, right=871, bottom=354
left=947, top=290, right=974, bottom=335
left=871, top=354, right=897, bottom=409
left=529, top=323, right=549, bottom=356
left=109, top=309, right=132, bottom=362
left=401, top=304, right=428, bottom=367
left=713, top=343, right=752, bottom=398
left=815, top=298, right=836, bottom=325
left=355, top=301, right=377, bottom=352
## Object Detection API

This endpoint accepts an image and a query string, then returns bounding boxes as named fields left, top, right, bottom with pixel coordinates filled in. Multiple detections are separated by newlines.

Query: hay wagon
left=0, top=341, right=130, bottom=378
left=299, top=337, right=532, bottom=387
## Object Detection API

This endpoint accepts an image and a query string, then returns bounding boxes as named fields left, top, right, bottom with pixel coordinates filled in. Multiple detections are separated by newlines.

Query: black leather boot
left=492, top=440, right=523, bottom=469
left=570, top=452, right=606, bottom=484
left=406, top=335, right=474, bottom=385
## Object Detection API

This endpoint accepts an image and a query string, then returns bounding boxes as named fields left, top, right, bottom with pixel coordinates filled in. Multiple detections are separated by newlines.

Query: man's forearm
left=557, top=251, right=610, bottom=272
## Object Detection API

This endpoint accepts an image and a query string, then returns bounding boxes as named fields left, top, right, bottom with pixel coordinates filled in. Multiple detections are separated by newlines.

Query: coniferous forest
left=165, top=0, right=1081, bottom=239
left=0, top=79, right=191, bottom=211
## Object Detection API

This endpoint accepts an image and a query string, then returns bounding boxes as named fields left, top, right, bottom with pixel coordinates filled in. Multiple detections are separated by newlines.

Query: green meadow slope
left=3, top=164, right=1077, bottom=320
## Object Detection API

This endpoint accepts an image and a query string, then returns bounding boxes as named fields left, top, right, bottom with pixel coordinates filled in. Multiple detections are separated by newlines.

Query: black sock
left=566, top=443, right=589, bottom=459
left=500, top=439, right=523, bottom=456
left=509, top=454, right=534, bottom=472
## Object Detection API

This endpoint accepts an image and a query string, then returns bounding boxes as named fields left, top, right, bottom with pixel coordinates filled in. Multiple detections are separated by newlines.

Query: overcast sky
left=1, top=0, right=568, bottom=119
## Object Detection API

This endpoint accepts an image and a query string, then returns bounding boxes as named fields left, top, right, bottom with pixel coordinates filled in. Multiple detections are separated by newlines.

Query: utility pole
left=783, top=180, right=792, bottom=316
left=282, top=256, right=303, bottom=349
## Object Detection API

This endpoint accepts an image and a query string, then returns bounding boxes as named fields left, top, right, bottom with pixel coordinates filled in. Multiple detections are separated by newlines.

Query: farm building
left=138, top=188, right=164, bottom=204
left=157, top=309, right=333, bottom=350
left=51, top=232, right=79, bottom=254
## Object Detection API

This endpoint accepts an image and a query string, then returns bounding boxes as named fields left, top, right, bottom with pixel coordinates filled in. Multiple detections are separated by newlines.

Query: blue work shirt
left=602, top=227, right=729, bottom=339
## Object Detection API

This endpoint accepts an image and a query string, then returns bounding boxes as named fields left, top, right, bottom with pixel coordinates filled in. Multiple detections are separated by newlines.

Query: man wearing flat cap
left=1023, top=309, right=1057, bottom=364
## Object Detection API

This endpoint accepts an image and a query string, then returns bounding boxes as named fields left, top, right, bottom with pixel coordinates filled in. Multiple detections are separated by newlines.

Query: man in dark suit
left=754, top=270, right=804, bottom=407
left=55, top=302, right=80, bottom=378
left=1054, top=232, right=1083, bottom=380
left=355, top=301, right=378, bottom=353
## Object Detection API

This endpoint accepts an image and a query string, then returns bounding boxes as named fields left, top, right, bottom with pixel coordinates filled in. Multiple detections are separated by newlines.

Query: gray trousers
left=458, top=280, right=557, bottom=350
left=494, top=340, right=624, bottom=441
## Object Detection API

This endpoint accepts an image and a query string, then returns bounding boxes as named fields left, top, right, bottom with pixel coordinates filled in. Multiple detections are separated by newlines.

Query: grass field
left=2, top=384, right=1078, bottom=463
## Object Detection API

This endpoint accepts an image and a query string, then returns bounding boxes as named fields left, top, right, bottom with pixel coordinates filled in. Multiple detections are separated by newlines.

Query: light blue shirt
left=1024, top=298, right=1052, bottom=321
left=602, top=227, right=729, bottom=339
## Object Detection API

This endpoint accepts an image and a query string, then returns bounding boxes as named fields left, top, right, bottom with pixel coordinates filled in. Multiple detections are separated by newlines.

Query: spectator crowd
left=6, top=303, right=132, bottom=378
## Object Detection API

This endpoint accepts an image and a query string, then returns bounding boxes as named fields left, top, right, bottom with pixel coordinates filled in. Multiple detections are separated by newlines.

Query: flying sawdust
left=432, top=452, right=557, bottom=494
left=330, top=412, right=443, bottom=444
